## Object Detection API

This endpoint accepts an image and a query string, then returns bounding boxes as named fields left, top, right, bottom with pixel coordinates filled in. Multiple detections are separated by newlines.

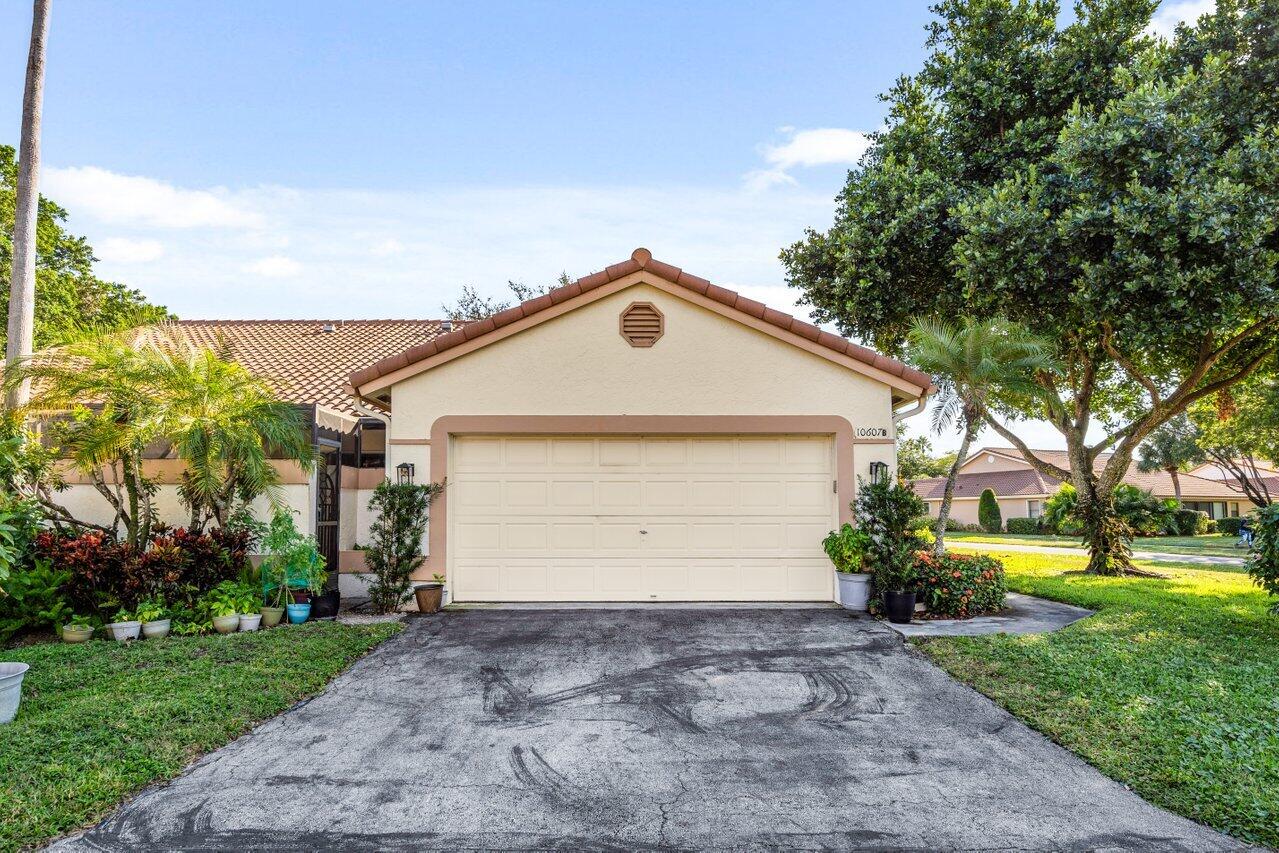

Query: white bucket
left=0, top=662, right=31, bottom=724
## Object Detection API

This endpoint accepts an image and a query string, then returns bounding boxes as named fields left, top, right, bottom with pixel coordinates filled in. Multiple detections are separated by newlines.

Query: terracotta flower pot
left=414, top=583, right=443, bottom=614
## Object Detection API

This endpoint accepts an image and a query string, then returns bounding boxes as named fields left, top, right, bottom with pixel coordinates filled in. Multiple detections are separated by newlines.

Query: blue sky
left=0, top=0, right=1211, bottom=451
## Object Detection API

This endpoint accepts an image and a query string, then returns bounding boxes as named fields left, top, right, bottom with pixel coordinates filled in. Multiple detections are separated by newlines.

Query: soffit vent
left=619, top=302, right=664, bottom=347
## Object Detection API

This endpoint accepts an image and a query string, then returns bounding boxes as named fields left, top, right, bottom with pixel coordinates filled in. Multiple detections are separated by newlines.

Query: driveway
left=56, top=608, right=1239, bottom=851
left=953, top=539, right=1245, bottom=566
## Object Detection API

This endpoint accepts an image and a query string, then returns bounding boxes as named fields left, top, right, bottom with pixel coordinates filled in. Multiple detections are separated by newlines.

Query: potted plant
left=237, top=585, right=263, bottom=632
left=261, top=599, right=285, bottom=628
left=822, top=523, right=872, bottom=611
left=0, top=662, right=30, bottom=725
left=107, top=607, right=141, bottom=642
left=204, top=582, right=242, bottom=634
left=136, top=597, right=171, bottom=639
left=433, top=572, right=450, bottom=607
left=413, top=579, right=443, bottom=614
left=61, top=616, right=94, bottom=644
left=855, top=476, right=928, bottom=625
left=260, top=510, right=327, bottom=624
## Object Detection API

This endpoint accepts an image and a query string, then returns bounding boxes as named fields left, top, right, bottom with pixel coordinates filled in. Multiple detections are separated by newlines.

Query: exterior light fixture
left=396, top=462, right=415, bottom=485
left=869, top=461, right=889, bottom=485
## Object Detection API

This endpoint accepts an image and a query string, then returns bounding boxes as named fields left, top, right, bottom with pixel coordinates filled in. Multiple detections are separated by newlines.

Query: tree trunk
left=933, top=419, right=976, bottom=555
left=1169, top=467, right=1182, bottom=502
left=1077, top=449, right=1135, bottom=575
left=5, top=0, right=51, bottom=409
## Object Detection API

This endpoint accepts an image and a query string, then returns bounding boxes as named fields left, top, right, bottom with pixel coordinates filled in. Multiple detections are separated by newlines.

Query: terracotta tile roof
left=912, top=469, right=1056, bottom=500
left=133, top=320, right=452, bottom=418
left=348, top=247, right=935, bottom=395
left=935, top=446, right=1249, bottom=500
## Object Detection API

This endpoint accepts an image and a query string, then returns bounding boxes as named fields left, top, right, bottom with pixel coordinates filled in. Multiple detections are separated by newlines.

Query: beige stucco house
left=55, top=249, right=929, bottom=604
left=346, top=248, right=934, bottom=603
left=914, top=446, right=1248, bottom=526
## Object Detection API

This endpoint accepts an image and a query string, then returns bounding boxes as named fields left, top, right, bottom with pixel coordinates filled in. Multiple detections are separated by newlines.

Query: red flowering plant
left=913, top=551, right=1007, bottom=619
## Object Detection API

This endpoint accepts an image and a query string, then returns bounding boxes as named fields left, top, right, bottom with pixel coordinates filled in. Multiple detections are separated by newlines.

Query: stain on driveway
left=54, top=608, right=1241, bottom=851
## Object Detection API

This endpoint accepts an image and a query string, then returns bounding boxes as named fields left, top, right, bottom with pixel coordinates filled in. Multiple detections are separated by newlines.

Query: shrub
left=1247, top=503, right=1279, bottom=613
left=1114, top=484, right=1177, bottom=536
left=914, top=551, right=1007, bottom=618
left=260, top=510, right=327, bottom=607
left=1042, top=483, right=1079, bottom=534
left=34, top=526, right=247, bottom=622
left=822, top=523, right=870, bottom=573
left=1218, top=517, right=1245, bottom=537
left=978, top=489, right=1002, bottom=533
left=1005, top=517, right=1039, bottom=534
left=854, top=478, right=926, bottom=593
left=1171, top=508, right=1212, bottom=536
left=0, top=559, right=72, bottom=642
left=365, top=480, right=444, bottom=613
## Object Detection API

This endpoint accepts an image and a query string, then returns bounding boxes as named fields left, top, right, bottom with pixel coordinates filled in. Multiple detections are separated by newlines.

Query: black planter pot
left=882, top=590, right=917, bottom=624
left=309, top=588, right=341, bottom=619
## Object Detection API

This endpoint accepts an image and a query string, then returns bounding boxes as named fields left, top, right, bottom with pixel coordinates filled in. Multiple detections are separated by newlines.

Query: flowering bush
left=914, top=551, right=1007, bottom=618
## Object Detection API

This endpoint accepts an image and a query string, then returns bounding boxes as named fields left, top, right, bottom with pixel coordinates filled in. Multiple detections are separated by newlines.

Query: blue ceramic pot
left=286, top=602, right=311, bottom=624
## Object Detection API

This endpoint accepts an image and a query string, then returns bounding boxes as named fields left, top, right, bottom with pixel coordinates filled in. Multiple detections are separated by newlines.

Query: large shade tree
left=907, top=316, right=1056, bottom=552
left=783, top=0, right=1279, bottom=574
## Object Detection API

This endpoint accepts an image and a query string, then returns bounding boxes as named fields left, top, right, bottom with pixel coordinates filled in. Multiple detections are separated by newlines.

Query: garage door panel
left=451, top=435, right=835, bottom=601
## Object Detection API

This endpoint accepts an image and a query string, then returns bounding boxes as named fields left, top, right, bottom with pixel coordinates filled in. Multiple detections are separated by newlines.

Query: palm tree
left=5, top=0, right=51, bottom=408
left=907, top=317, right=1057, bottom=553
left=1136, top=414, right=1204, bottom=502
left=6, top=330, right=316, bottom=544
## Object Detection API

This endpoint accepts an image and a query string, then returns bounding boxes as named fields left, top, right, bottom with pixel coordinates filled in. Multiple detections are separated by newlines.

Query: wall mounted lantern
left=396, top=462, right=415, bottom=485
left=869, top=461, right=889, bottom=485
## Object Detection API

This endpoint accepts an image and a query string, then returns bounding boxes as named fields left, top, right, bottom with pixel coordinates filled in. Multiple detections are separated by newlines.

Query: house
left=347, top=248, right=934, bottom=602
left=57, top=249, right=932, bottom=604
left=912, top=446, right=1247, bottom=526
left=53, top=319, right=451, bottom=582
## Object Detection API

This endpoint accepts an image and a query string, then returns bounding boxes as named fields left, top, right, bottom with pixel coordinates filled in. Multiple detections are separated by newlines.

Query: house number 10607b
left=856, top=427, right=888, bottom=438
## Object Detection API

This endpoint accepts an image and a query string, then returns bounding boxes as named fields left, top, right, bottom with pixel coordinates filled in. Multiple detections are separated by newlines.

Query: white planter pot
left=835, top=572, right=872, bottom=611
left=238, top=613, right=262, bottom=632
left=441, top=585, right=450, bottom=607
left=0, top=662, right=30, bottom=724
left=212, top=614, right=240, bottom=634
left=108, top=621, right=141, bottom=642
left=141, top=619, right=171, bottom=639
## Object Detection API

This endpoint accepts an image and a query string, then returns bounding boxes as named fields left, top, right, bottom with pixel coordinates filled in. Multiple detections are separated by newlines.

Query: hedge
left=914, top=551, right=1007, bottom=618
left=1218, top=517, right=1246, bottom=536
left=978, top=488, right=1002, bottom=533
left=1005, top=517, right=1040, bottom=534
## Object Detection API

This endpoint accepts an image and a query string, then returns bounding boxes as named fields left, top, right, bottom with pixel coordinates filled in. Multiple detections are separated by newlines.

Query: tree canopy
left=783, top=0, right=1279, bottom=573
left=0, top=145, right=170, bottom=350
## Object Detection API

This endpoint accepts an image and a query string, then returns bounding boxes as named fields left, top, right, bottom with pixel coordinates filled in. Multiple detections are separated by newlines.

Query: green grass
left=947, top=530, right=1245, bottom=559
left=0, top=621, right=401, bottom=852
left=916, top=550, right=1278, bottom=846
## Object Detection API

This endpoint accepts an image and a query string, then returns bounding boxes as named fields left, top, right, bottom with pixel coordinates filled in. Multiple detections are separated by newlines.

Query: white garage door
left=449, top=435, right=835, bottom=601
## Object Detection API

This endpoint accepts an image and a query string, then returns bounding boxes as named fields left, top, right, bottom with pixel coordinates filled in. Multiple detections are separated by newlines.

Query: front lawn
left=917, top=551, right=1278, bottom=847
left=946, top=530, right=1244, bottom=559
left=0, top=621, right=401, bottom=852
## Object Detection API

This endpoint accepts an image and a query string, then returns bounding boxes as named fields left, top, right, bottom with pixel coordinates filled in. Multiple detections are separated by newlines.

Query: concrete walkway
left=53, top=609, right=1241, bottom=851
left=952, top=539, right=1245, bottom=566
left=888, top=592, right=1094, bottom=637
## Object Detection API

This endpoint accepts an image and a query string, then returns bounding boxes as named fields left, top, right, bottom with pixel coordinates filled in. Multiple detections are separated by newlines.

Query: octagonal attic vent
left=619, top=302, right=664, bottom=347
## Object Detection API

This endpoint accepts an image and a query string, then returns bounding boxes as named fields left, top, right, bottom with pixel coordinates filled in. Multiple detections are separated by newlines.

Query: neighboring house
left=347, top=248, right=933, bottom=603
left=53, top=319, right=451, bottom=585
left=913, top=446, right=1247, bottom=526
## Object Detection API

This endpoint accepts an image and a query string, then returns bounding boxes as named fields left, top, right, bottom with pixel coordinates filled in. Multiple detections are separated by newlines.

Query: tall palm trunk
left=932, top=417, right=977, bottom=554
left=5, top=0, right=51, bottom=409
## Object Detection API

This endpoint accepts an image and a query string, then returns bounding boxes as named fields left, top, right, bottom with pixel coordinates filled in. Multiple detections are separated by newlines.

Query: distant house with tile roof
left=912, top=446, right=1249, bottom=527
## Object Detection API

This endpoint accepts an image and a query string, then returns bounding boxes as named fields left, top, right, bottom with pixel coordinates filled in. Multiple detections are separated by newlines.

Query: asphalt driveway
left=56, top=607, right=1239, bottom=851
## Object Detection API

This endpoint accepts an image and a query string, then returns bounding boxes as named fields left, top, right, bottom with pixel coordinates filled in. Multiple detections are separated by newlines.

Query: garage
left=449, top=434, right=835, bottom=601
left=348, top=248, right=934, bottom=603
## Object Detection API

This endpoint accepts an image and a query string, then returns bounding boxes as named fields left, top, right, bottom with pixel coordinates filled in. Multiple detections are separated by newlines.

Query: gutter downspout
left=351, top=394, right=390, bottom=427
left=892, top=389, right=932, bottom=426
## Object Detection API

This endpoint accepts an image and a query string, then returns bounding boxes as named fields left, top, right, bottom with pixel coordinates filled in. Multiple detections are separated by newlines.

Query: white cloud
left=245, top=255, right=302, bottom=278
left=42, top=165, right=263, bottom=229
left=95, top=237, right=164, bottom=264
left=745, top=127, right=874, bottom=192
left=1146, top=0, right=1214, bottom=39
left=370, top=238, right=405, bottom=257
